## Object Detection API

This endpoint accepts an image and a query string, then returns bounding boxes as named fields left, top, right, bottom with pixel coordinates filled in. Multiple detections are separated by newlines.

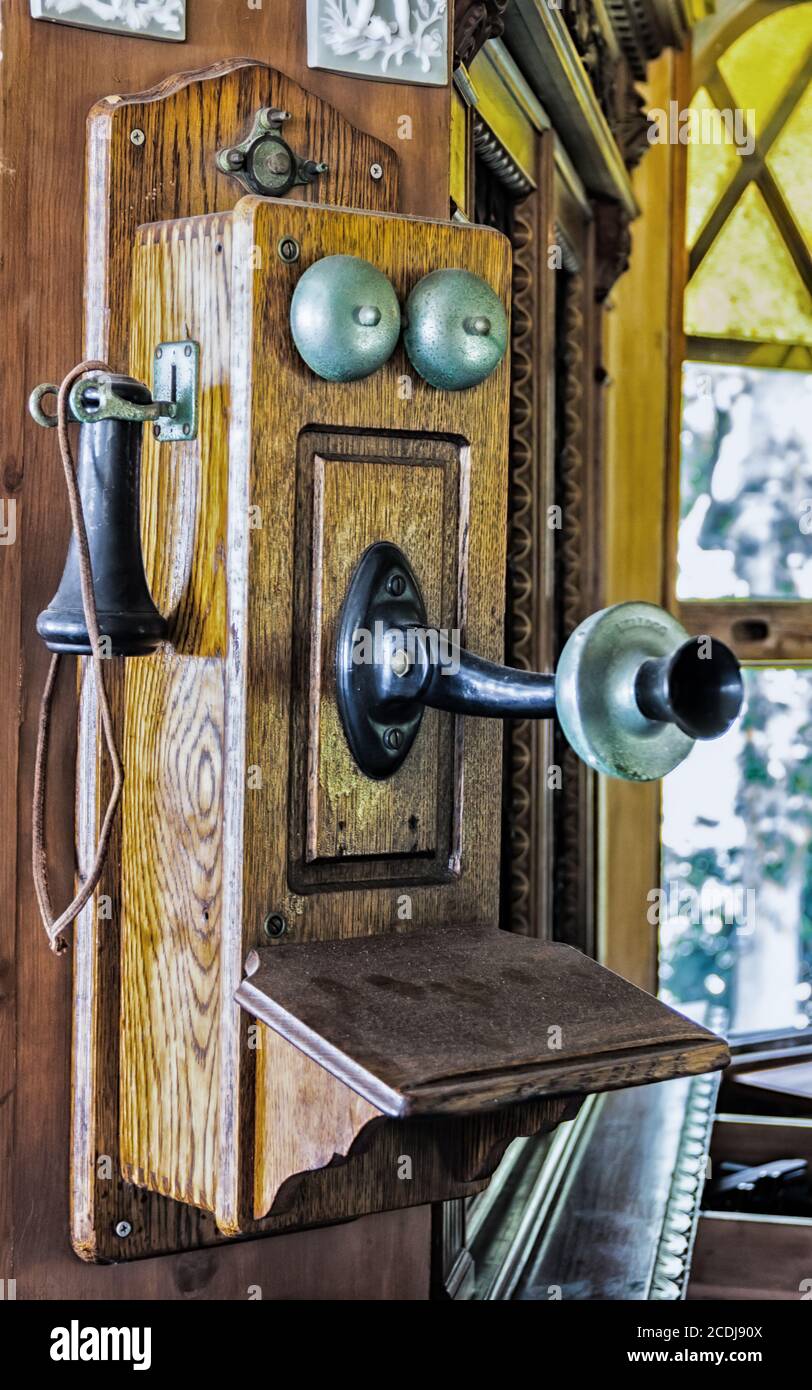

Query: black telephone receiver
left=28, top=345, right=199, bottom=952
left=30, top=343, right=199, bottom=656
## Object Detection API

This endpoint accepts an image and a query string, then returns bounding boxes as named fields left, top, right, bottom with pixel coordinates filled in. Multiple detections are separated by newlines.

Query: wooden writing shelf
left=237, top=924, right=730, bottom=1119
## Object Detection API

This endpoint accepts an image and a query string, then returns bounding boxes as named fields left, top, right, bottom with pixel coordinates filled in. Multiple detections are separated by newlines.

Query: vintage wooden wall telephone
left=28, top=61, right=736, bottom=1262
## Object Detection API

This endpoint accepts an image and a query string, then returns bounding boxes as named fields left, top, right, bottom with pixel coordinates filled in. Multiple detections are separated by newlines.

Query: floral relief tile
left=307, top=0, right=449, bottom=86
left=30, top=0, right=186, bottom=42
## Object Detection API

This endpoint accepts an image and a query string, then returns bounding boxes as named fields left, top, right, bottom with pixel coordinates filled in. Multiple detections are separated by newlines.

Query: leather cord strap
left=32, top=361, right=125, bottom=955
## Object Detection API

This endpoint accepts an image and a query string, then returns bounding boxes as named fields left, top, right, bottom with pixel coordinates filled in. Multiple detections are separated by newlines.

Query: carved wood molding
left=604, top=0, right=690, bottom=81
left=473, top=116, right=535, bottom=198
left=454, top=0, right=509, bottom=68
left=560, top=1, right=651, bottom=172
left=504, top=195, right=538, bottom=937
left=593, top=195, right=633, bottom=301
left=553, top=271, right=587, bottom=949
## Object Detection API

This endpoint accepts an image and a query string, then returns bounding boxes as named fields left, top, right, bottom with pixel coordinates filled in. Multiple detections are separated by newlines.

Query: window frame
left=663, top=3, right=812, bottom=1041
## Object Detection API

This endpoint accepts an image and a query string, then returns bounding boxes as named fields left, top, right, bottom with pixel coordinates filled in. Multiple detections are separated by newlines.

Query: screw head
left=184, top=344, right=193, bottom=357
left=370, top=162, right=384, bottom=181
left=263, top=912, right=288, bottom=939
left=386, top=572, right=406, bottom=597
left=115, top=1221, right=132, bottom=1238
left=153, top=424, right=161, bottom=440
left=383, top=727, right=404, bottom=751
left=277, top=236, right=301, bottom=264
left=389, top=649, right=411, bottom=679
left=225, top=148, right=245, bottom=169
left=182, top=423, right=191, bottom=436
left=130, top=129, right=145, bottom=147
left=356, top=304, right=382, bottom=328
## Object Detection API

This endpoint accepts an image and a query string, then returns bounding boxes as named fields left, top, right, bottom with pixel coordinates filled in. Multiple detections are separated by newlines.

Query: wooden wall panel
left=2, top=0, right=447, bottom=1298
left=600, top=48, right=690, bottom=991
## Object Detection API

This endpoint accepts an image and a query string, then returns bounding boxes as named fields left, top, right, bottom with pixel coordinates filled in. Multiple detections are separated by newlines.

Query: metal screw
left=153, top=424, right=161, bottom=440
left=383, top=728, right=404, bottom=751
left=386, top=573, right=406, bottom=597
left=130, top=129, right=145, bottom=147
left=183, top=424, right=191, bottom=436
left=370, top=162, right=384, bottom=181
left=225, top=148, right=245, bottom=169
left=263, top=912, right=288, bottom=939
left=184, top=344, right=193, bottom=358
left=277, top=236, right=301, bottom=264
left=115, top=1220, right=132, bottom=1238
left=390, top=649, right=411, bottom=678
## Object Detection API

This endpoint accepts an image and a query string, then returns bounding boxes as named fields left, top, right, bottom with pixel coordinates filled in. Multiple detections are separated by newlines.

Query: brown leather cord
left=32, top=361, right=125, bottom=955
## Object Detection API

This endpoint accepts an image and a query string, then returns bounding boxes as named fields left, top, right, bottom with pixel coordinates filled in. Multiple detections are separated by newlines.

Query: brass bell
left=290, top=254, right=401, bottom=382
left=36, top=376, right=167, bottom=656
left=403, top=269, right=508, bottom=391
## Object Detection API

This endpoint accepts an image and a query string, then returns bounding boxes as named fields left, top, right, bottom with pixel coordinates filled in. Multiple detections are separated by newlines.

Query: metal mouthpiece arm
left=335, top=544, right=744, bottom=783
left=421, top=646, right=556, bottom=718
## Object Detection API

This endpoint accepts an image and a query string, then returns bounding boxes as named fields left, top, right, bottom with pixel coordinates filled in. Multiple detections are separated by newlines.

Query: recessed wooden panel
left=289, top=429, right=464, bottom=888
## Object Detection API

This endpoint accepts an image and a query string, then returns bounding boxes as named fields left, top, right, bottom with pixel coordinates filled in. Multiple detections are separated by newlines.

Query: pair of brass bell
left=289, top=255, right=508, bottom=390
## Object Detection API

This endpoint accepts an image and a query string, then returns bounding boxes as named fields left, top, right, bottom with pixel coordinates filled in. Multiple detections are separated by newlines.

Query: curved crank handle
left=335, top=542, right=744, bottom=782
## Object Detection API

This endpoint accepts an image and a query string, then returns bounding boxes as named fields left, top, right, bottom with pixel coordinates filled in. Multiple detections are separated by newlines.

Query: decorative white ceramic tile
left=307, top=0, right=449, bottom=86
left=30, top=0, right=185, bottom=42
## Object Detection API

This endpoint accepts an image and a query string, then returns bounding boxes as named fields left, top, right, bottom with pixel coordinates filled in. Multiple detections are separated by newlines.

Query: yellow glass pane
left=719, top=3, right=812, bottom=135
left=685, top=87, right=742, bottom=248
left=768, top=82, right=812, bottom=246
left=684, top=184, right=812, bottom=343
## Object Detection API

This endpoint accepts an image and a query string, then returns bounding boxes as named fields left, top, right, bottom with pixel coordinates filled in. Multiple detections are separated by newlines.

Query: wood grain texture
left=120, top=215, right=232, bottom=1213
left=253, top=1021, right=578, bottom=1221
left=112, top=197, right=514, bottom=1242
left=220, top=197, right=512, bottom=1234
left=711, top=1114, right=812, bottom=1169
left=74, top=59, right=400, bottom=1261
left=689, top=1211, right=812, bottom=1301
left=600, top=51, right=684, bottom=991
left=228, top=199, right=511, bottom=943
left=239, top=926, right=730, bottom=1117
left=5, top=0, right=446, bottom=1297
left=676, top=600, right=812, bottom=665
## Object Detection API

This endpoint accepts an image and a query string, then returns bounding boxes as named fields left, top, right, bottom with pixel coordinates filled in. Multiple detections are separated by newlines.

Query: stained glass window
left=683, top=5, right=812, bottom=349
left=718, top=4, right=812, bottom=132
left=684, top=185, right=812, bottom=343
left=767, top=82, right=812, bottom=247
left=684, top=86, right=741, bottom=250
left=662, top=7, right=812, bottom=1037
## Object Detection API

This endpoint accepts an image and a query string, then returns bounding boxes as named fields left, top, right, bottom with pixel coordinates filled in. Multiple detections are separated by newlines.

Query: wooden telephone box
left=42, top=59, right=729, bottom=1263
